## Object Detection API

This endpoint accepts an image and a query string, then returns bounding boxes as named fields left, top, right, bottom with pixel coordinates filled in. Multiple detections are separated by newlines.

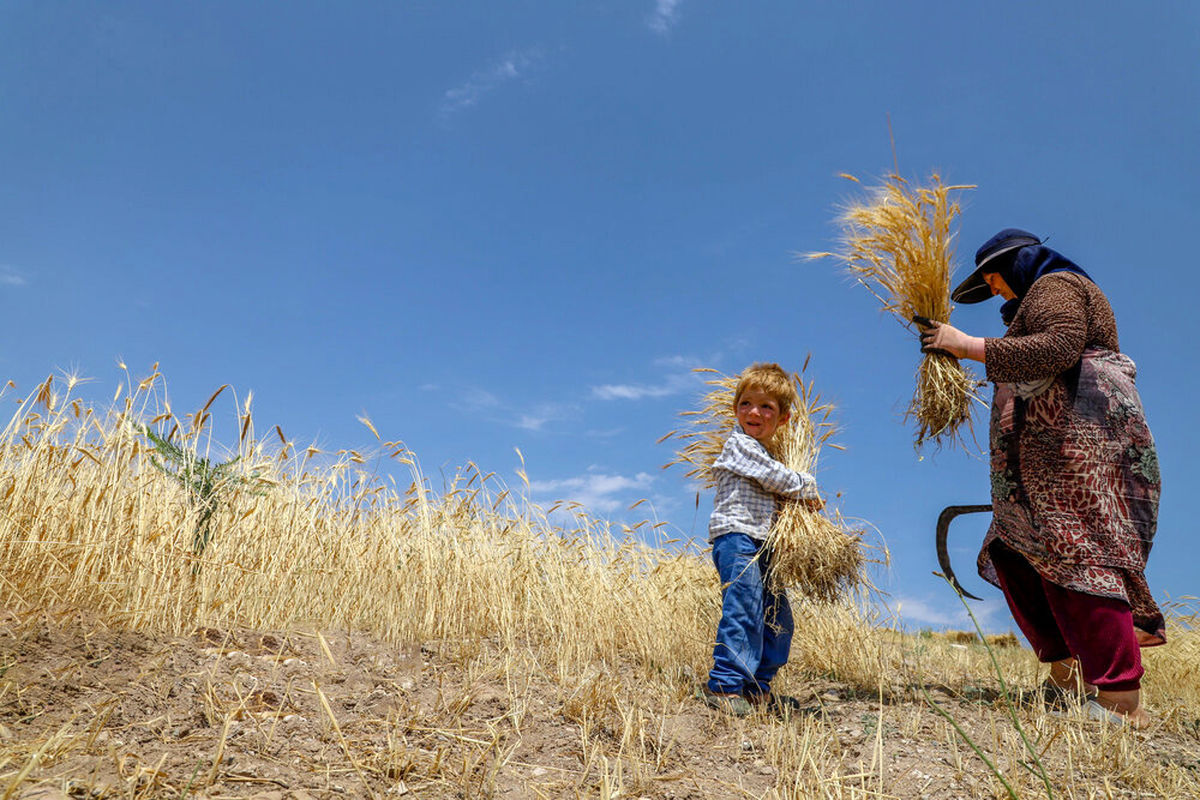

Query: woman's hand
left=916, top=319, right=987, bottom=362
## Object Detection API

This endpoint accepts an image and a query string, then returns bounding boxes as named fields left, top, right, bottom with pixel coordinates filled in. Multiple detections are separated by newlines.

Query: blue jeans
left=707, top=532, right=793, bottom=696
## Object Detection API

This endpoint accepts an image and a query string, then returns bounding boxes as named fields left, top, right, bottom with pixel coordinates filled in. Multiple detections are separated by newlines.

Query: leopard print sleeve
left=984, top=274, right=1090, bottom=383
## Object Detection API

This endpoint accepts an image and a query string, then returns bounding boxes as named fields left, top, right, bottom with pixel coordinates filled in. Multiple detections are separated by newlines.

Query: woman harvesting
left=919, top=228, right=1163, bottom=729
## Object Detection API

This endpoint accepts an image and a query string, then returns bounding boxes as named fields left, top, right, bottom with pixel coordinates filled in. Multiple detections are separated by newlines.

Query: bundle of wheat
left=810, top=172, right=982, bottom=449
left=661, top=364, right=869, bottom=602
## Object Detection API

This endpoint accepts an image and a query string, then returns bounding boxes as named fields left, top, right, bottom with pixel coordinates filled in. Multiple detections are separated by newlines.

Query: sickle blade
left=934, top=504, right=993, bottom=601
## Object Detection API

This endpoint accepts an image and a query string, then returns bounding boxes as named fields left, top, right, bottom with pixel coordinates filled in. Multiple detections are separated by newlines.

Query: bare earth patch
left=1, top=612, right=1197, bottom=799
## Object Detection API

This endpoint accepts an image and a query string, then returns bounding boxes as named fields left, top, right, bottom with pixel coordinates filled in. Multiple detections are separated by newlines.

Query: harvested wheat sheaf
left=662, top=366, right=869, bottom=602
left=810, top=172, right=983, bottom=449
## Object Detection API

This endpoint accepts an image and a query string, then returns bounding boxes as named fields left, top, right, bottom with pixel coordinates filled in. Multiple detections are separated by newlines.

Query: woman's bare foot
left=1047, top=658, right=1097, bottom=695
left=1094, top=689, right=1151, bottom=730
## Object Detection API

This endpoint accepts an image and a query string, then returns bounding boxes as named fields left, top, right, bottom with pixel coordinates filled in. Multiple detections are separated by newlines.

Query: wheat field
left=0, top=369, right=1196, bottom=798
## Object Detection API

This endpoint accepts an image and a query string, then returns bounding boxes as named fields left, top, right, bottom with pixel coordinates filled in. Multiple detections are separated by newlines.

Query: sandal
left=1040, top=681, right=1094, bottom=711
left=1086, top=699, right=1152, bottom=730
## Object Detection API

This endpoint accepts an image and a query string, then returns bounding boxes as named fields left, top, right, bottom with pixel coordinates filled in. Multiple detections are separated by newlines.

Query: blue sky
left=2, top=3, right=1197, bottom=633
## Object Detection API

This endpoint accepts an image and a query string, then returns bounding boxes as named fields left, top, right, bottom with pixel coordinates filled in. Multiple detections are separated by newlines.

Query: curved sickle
left=934, top=504, right=993, bottom=601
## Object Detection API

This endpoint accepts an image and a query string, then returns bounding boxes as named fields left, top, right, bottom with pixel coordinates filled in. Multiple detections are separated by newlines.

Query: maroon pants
left=989, top=541, right=1143, bottom=692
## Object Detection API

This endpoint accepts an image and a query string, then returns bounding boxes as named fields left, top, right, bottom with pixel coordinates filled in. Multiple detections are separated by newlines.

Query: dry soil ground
left=1, top=612, right=1197, bottom=799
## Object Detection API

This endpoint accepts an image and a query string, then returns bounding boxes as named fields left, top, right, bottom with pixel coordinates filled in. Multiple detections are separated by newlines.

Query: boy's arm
left=714, top=433, right=819, bottom=500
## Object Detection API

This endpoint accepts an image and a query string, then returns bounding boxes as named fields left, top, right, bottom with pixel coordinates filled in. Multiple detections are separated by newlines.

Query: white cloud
left=584, top=427, right=626, bottom=439
left=592, top=365, right=703, bottom=401
left=647, top=0, right=683, bottom=35
left=461, top=387, right=500, bottom=410
left=440, top=48, right=542, bottom=118
left=892, top=597, right=962, bottom=629
left=514, top=402, right=573, bottom=431
left=517, top=414, right=550, bottom=431
left=0, top=266, right=28, bottom=287
left=592, top=383, right=677, bottom=401
left=530, top=470, right=655, bottom=514
left=425, top=384, right=501, bottom=413
left=891, top=594, right=1012, bottom=634
left=424, top=382, right=570, bottom=430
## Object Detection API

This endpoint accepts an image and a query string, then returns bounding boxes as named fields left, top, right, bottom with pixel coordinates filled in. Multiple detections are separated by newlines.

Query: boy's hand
left=800, top=495, right=825, bottom=512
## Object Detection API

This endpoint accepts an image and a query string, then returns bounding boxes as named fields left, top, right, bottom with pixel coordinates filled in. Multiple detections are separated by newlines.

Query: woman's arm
left=985, top=275, right=1089, bottom=382
left=919, top=274, right=1089, bottom=381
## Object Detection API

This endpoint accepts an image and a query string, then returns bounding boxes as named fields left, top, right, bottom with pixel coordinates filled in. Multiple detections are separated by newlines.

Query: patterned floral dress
left=976, top=273, right=1165, bottom=643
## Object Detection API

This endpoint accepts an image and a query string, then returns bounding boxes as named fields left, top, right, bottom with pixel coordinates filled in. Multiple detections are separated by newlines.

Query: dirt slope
left=1, top=613, right=1197, bottom=799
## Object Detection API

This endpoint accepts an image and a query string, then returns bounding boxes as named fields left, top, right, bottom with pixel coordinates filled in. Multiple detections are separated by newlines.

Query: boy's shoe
left=698, top=686, right=752, bottom=718
left=747, top=691, right=820, bottom=720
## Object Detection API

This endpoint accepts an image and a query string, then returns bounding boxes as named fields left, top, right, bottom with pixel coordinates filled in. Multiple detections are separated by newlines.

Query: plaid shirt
left=708, top=427, right=818, bottom=542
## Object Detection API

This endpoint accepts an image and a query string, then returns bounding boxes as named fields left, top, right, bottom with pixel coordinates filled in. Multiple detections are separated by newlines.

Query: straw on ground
left=0, top=367, right=1196, bottom=798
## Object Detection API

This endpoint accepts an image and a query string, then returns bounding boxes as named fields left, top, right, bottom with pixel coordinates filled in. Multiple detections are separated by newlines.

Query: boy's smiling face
left=735, top=388, right=789, bottom=444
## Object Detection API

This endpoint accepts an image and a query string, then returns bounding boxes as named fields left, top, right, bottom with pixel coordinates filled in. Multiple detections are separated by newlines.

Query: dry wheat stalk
left=0, top=367, right=729, bottom=676
left=810, top=172, right=982, bottom=449
left=661, top=365, right=868, bottom=601
left=2, top=368, right=1200, bottom=796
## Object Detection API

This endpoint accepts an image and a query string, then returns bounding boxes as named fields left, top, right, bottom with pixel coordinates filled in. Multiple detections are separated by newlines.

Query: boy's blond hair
left=732, top=362, right=797, bottom=417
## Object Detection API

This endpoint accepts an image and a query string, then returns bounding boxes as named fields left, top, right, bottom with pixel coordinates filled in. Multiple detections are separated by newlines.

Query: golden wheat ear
left=662, top=364, right=871, bottom=601
left=809, top=171, right=982, bottom=450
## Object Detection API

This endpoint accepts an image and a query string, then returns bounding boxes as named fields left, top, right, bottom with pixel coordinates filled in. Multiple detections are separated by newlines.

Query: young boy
left=702, top=362, right=822, bottom=717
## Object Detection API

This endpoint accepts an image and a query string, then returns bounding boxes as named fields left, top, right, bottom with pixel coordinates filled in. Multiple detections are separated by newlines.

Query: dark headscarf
left=995, top=244, right=1094, bottom=324
left=952, top=228, right=1095, bottom=325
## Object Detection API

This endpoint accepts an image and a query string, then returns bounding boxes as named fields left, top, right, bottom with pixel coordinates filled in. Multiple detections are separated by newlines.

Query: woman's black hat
left=951, top=228, right=1043, bottom=304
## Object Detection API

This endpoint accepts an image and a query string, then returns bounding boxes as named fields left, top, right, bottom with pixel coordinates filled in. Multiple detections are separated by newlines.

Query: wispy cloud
left=0, top=266, right=28, bottom=287
left=653, top=355, right=697, bottom=368
left=440, top=48, right=543, bottom=119
left=891, top=595, right=1011, bottom=634
left=516, top=414, right=551, bottom=432
left=427, top=382, right=574, bottom=431
left=592, top=383, right=678, bottom=401
left=515, top=402, right=574, bottom=432
left=592, top=359, right=704, bottom=401
left=647, top=0, right=683, bottom=35
left=461, top=387, right=500, bottom=410
left=423, top=384, right=501, bottom=411
left=584, top=427, right=627, bottom=439
left=530, top=469, right=655, bottom=514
